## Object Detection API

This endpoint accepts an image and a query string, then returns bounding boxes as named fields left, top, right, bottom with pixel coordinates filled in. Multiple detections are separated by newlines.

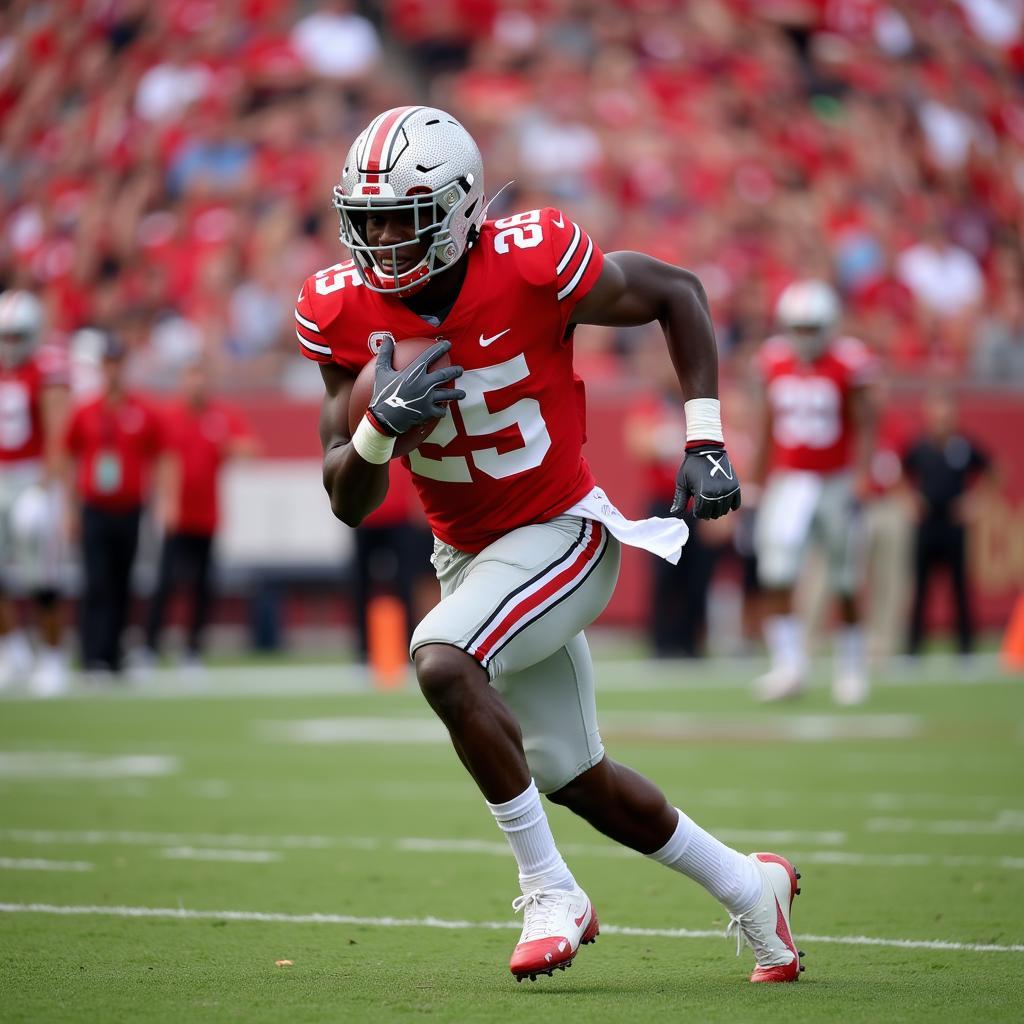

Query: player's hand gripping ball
left=349, top=336, right=465, bottom=458
left=671, top=443, right=742, bottom=520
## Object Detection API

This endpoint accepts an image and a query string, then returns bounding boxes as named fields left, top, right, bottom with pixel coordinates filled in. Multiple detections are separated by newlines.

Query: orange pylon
left=1001, top=594, right=1024, bottom=671
left=367, top=594, right=408, bottom=689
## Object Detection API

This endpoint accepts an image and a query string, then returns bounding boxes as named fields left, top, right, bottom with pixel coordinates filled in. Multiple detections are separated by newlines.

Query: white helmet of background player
left=0, top=289, right=43, bottom=369
left=775, top=279, right=840, bottom=361
left=333, top=105, right=486, bottom=295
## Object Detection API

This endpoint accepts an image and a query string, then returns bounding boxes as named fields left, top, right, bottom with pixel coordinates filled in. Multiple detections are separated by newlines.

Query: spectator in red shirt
left=144, top=357, right=257, bottom=668
left=64, top=333, right=163, bottom=676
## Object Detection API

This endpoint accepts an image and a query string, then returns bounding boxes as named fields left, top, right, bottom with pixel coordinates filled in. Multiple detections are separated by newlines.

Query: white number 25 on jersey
left=408, top=354, right=551, bottom=482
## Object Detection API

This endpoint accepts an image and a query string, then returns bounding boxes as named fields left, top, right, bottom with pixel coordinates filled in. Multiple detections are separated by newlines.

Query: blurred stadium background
left=3, top=5, right=1024, bottom=1020
left=2, top=0, right=1023, bottom=660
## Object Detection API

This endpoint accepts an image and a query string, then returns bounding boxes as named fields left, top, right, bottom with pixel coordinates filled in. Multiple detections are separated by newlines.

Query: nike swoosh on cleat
left=574, top=903, right=590, bottom=928
left=479, top=328, right=510, bottom=347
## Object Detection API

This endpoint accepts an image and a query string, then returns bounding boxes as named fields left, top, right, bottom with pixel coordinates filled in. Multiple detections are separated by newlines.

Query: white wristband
left=351, top=415, right=395, bottom=465
left=684, top=398, right=724, bottom=444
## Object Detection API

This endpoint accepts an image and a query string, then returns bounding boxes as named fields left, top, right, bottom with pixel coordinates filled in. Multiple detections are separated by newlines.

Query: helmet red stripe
left=364, top=105, right=416, bottom=174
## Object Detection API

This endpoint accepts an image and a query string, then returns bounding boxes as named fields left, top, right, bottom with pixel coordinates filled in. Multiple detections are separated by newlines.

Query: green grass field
left=1, top=655, right=1021, bottom=1023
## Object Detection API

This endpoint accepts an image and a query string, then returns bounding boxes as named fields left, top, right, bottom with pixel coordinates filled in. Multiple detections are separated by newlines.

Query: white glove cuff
left=351, top=415, right=395, bottom=465
left=684, top=398, right=724, bottom=444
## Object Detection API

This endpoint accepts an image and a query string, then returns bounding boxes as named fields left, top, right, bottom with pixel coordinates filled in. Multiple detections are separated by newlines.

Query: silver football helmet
left=0, top=289, right=43, bottom=369
left=333, top=106, right=486, bottom=295
left=775, top=279, right=840, bottom=361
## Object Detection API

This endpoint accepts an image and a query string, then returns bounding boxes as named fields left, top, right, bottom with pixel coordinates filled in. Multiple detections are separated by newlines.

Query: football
left=348, top=337, right=452, bottom=458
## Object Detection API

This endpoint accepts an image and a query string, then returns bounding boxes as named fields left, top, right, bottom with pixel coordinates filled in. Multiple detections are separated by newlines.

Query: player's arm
left=571, top=252, right=740, bottom=520
left=321, top=337, right=465, bottom=528
left=39, top=382, right=70, bottom=483
left=319, top=363, right=389, bottom=527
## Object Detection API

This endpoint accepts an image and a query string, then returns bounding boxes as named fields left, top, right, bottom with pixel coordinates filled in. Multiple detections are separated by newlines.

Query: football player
left=298, top=107, right=802, bottom=983
left=0, top=289, right=70, bottom=696
left=750, top=279, right=875, bottom=705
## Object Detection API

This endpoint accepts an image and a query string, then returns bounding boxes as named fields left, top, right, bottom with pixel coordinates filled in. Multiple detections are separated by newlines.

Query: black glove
left=671, top=443, right=742, bottom=520
left=369, top=337, right=465, bottom=437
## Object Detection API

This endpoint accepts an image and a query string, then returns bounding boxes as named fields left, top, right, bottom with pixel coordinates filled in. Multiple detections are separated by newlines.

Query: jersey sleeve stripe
left=296, top=329, right=332, bottom=357
left=556, top=236, right=594, bottom=301
left=295, top=310, right=320, bottom=334
left=555, top=222, right=582, bottom=275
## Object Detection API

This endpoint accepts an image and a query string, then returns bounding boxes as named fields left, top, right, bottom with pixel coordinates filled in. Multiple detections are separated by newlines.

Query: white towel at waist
left=563, top=486, right=689, bottom=565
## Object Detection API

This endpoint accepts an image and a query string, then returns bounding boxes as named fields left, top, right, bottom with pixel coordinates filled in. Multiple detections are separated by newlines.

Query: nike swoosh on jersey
left=552, top=212, right=565, bottom=228
left=479, top=328, right=511, bottom=347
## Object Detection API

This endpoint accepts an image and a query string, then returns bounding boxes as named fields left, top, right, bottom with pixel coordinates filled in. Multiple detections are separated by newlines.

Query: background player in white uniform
left=750, top=280, right=875, bottom=705
left=0, top=290, right=70, bottom=696
left=302, top=107, right=806, bottom=985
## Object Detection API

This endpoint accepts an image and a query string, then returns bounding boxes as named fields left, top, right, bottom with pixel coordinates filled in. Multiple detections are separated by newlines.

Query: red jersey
left=65, top=394, right=162, bottom=510
left=0, top=345, right=68, bottom=463
left=757, top=334, right=874, bottom=474
left=296, top=207, right=604, bottom=552
left=160, top=399, right=251, bottom=535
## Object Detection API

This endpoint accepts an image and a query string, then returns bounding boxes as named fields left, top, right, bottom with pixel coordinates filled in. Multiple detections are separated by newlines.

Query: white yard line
left=160, top=847, right=280, bottom=863
left=0, top=902, right=1020, bottom=955
left=0, top=752, right=178, bottom=779
left=0, top=653, right=1005, bottom=702
left=867, top=811, right=1024, bottom=835
left=260, top=713, right=921, bottom=745
left=0, top=858, right=92, bottom=872
left=4, top=827, right=1022, bottom=870
left=0, top=827, right=846, bottom=852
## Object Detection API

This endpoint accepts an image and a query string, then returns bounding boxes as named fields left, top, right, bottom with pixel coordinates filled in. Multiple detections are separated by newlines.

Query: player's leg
left=502, top=626, right=800, bottom=983
left=947, top=523, right=973, bottom=656
left=410, top=517, right=617, bottom=979
left=0, top=479, right=35, bottom=686
left=186, top=534, right=214, bottom=660
left=753, top=472, right=820, bottom=699
left=78, top=505, right=111, bottom=673
left=145, top=533, right=178, bottom=658
left=820, top=475, right=869, bottom=704
left=907, top=521, right=934, bottom=656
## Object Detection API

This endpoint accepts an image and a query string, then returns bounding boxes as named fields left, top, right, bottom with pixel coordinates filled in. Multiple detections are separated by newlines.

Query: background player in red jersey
left=144, top=356, right=257, bottom=675
left=749, top=279, right=875, bottom=706
left=300, top=106, right=804, bottom=985
left=0, top=290, right=70, bottom=697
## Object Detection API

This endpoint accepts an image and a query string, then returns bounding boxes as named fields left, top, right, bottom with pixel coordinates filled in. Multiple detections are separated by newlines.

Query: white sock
left=486, top=780, right=576, bottom=895
left=647, top=808, right=763, bottom=915
left=763, top=615, right=806, bottom=675
left=834, top=625, right=865, bottom=678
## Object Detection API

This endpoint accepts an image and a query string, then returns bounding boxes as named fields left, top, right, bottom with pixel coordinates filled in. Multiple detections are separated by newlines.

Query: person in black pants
left=64, top=334, right=162, bottom=675
left=903, top=389, right=995, bottom=656
left=145, top=533, right=213, bottom=660
left=144, top=358, right=255, bottom=666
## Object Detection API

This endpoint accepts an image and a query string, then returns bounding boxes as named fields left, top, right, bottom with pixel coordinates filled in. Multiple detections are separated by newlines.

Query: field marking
left=867, top=811, right=1024, bottom=835
left=0, top=827, right=846, bottom=852
left=160, top=847, right=281, bottom=863
left=0, top=858, right=93, bottom=872
left=0, top=653, right=1007, bottom=702
left=0, top=752, right=178, bottom=779
left=9, top=829, right=1024, bottom=870
left=261, top=713, right=921, bottom=746
left=1, top=902, right=1021, bottom=956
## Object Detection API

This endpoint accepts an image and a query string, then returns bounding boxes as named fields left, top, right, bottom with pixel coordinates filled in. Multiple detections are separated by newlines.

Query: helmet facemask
left=333, top=176, right=480, bottom=295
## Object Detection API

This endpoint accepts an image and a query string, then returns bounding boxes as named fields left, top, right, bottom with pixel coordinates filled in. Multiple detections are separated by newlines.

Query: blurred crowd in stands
left=2, top=0, right=1023, bottom=393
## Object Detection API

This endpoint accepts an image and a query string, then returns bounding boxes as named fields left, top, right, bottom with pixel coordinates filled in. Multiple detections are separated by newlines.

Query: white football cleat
left=0, top=633, right=35, bottom=691
left=509, top=885, right=599, bottom=981
left=727, top=852, right=803, bottom=982
left=29, top=650, right=69, bottom=699
left=754, top=667, right=806, bottom=702
left=833, top=672, right=869, bottom=706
